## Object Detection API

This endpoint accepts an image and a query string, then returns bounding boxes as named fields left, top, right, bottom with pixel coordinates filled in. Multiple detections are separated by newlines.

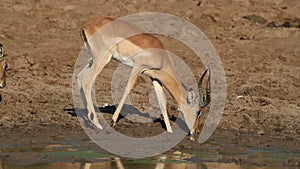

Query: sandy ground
left=0, top=0, right=299, bottom=154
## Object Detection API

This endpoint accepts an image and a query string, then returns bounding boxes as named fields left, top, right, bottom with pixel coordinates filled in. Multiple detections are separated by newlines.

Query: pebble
left=281, top=22, right=292, bottom=28
left=242, top=15, right=267, bottom=24
left=237, top=95, right=243, bottom=99
left=257, top=130, right=265, bottom=135
left=267, top=20, right=299, bottom=29
left=267, top=22, right=278, bottom=28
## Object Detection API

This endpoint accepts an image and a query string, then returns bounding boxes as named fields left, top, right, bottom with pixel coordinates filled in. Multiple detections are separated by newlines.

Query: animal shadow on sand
left=63, top=104, right=188, bottom=132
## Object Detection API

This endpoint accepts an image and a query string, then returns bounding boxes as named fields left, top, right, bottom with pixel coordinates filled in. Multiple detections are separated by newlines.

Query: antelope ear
left=187, top=88, right=196, bottom=106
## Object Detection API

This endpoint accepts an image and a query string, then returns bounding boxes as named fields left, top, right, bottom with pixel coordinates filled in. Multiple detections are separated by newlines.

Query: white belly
left=112, top=51, right=134, bottom=67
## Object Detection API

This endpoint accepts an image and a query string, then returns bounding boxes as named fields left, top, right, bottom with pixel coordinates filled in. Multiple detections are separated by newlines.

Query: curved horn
left=0, top=44, right=4, bottom=61
left=199, top=68, right=211, bottom=108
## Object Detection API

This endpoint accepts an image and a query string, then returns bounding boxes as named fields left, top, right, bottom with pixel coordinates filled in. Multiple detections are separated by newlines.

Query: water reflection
left=0, top=159, right=224, bottom=169
left=0, top=159, right=295, bottom=169
left=1, top=144, right=299, bottom=169
left=1, top=152, right=297, bottom=169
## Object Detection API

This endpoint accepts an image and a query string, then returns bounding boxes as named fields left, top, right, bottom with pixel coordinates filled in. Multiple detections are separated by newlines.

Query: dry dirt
left=0, top=0, right=299, bottom=153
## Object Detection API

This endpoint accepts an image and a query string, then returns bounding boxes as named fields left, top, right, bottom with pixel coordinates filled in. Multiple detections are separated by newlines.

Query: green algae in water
left=50, top=150, right=114, bottom=159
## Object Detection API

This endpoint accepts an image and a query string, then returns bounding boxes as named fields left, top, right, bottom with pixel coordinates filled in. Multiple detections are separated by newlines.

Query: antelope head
left=189, top=68, right=211, bottom=136
left=0, top=44, right=8, bottom=88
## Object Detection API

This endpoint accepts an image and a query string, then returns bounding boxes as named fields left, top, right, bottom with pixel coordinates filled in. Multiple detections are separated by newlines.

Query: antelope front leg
left=112, top=68, right=140, bottom=126
left=152, top=80, right=173, bottom=133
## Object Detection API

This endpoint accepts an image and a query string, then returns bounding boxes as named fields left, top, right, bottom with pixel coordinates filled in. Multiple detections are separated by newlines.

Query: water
left=0, top=140, right=299, bottom=169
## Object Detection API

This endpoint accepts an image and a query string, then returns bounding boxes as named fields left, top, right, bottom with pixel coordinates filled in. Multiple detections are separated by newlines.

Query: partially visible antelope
left=77, top=16, right=210, bottom=136
left=0, top=43, right=8, bottom=89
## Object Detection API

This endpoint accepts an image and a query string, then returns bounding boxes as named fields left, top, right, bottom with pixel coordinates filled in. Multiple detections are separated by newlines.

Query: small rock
left=293, top=18, right=300, bottom=28
left=239, top=36, right=248, bottom=40
left=281, top=21, right=292, bottom=28
left=242, top=15, right=267, bottom=24
left=267, top=22, right=278, bottom=28
left=197, top=0, right=202, bottom=6
left=257, top=130, right=265, bottom=135
left=278, top=54, right=287, bottom=62
left=237, top=95, right=243, bottom=99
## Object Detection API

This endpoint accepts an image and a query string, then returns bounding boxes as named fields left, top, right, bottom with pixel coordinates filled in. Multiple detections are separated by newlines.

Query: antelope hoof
left=112, top=115, right=119, bottom=127
left=112, top=120, right=116, bottom=127
left=93, top=121, right=103, bottom=130
left=167, top=128, right=173, bottom=133
left=112, top=115, right=118, bottom=123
